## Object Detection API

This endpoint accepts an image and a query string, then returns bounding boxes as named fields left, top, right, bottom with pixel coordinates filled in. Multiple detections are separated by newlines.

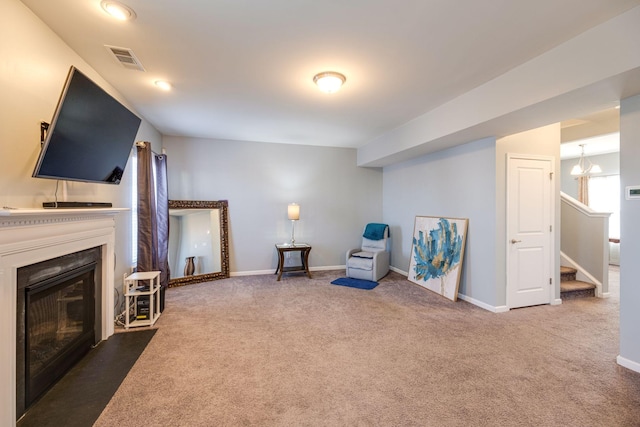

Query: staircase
left=560, top=266, right=596, bottom=299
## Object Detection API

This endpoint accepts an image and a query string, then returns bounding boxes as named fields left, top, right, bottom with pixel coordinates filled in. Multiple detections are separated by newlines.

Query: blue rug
left=330, top=277, right=379, bottom=290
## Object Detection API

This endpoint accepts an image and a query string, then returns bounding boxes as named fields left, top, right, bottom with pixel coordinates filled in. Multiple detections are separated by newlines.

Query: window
left=131, top=151, right=137, bottom=265
left=588, top=175, right=620, bottom=239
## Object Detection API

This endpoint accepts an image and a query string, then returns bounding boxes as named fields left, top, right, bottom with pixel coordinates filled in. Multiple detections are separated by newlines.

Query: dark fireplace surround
left=16, top=247, right=102, bottom=418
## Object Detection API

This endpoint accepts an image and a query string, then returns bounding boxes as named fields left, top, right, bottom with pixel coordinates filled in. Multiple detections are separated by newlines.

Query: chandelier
left=570, top=144, right=602, bottom=176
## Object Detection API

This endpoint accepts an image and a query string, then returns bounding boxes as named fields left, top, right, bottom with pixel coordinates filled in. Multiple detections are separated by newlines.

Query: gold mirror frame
left=167, top=200, right=230, bottom=287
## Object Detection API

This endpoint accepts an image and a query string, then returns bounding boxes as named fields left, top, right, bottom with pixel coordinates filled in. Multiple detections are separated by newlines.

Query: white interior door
left=507, top=155, right=554, bottom=308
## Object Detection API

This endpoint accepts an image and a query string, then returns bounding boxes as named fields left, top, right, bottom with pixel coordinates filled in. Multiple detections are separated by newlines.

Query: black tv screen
left=33, top=66, right=141, bottom=184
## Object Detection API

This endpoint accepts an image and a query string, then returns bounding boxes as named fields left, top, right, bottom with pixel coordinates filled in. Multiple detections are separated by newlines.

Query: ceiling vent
left=105, top=45, right=145, bottom=71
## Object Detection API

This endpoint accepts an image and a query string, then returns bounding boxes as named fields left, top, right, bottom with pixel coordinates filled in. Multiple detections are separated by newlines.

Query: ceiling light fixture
left=154, top=80, right=172, bottom=91
left=313, top=71, right=346, bottom=93
left=570, top=144, right=602, bottom=176
left=100, top=0, right=136, bottom=21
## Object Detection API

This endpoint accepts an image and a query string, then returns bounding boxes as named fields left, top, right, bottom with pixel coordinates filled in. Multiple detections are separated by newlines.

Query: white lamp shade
left=590, top=164, right=602, bottom=174
left=288, top=203, right=300, bottom=220
left=570, top=164, right=583, bottom=176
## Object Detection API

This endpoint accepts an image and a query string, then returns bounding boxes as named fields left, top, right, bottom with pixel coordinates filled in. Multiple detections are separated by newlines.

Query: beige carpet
left=95, top=267, right=640, bottom=426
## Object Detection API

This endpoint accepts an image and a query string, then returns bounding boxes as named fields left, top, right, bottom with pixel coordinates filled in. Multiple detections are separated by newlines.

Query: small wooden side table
left=275, top=243, right=312, bottom=281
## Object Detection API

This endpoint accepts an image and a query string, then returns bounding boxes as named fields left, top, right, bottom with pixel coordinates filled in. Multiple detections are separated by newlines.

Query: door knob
left=511, top=239, right=522, bottom=244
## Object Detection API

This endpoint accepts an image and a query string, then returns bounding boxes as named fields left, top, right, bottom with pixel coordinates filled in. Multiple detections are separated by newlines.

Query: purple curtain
left=137, top=142, right=169, bottom=310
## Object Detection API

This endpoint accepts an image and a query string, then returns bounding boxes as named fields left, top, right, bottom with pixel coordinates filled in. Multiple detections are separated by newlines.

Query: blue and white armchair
left=346, top=223, right=390, bottom=281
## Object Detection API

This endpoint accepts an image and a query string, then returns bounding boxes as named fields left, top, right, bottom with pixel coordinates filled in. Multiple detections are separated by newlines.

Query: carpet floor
left=17, top=328, right=156, bottom=427
left=91, top=266, right=640, bottom=426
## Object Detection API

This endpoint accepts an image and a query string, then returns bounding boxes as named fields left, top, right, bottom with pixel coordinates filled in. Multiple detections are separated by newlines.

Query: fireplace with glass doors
left=15, top=247, right=101, bottom=418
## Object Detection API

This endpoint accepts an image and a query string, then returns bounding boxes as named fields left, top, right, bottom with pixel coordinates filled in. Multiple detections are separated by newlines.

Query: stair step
left=561, top=279, right=596, bottom=299
left=560, top=266, right=577, bottom=282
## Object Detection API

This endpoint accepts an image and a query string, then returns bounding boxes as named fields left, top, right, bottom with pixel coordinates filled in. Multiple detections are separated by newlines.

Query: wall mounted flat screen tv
left=32, top=66, right=141, bottom=184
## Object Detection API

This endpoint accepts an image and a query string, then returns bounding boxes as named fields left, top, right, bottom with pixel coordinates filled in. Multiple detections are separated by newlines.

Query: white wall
left=162, top=136, right=382, bottom=273
left=0, top=0, right=162, bottom=309
left=619, top=93, right=640, bottom=372
left=383, top=137, right=497, bottom=306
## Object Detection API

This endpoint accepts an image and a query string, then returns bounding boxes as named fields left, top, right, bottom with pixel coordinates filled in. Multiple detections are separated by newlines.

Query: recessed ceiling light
left=100, top=1, right=136, bottom=21
left=313, top=71, right=346, bottom=93
left=154, top=80, right=172, bottom=91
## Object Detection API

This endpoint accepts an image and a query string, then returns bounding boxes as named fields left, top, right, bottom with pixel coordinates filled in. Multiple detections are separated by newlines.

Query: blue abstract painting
left=408, top=216, right=468, bottom=301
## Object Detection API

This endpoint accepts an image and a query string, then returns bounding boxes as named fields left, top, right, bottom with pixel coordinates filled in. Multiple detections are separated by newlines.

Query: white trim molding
left=390, top=266, right=408, bottom=276
left=617, top=355, right=640, bottom=374
left=457, top=293, right=510, bottom=313
left=230, top=265, right=346, bottom=277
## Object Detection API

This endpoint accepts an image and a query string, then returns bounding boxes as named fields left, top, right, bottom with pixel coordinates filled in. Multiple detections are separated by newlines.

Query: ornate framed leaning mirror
left=167, top=200, right=230, bottom=287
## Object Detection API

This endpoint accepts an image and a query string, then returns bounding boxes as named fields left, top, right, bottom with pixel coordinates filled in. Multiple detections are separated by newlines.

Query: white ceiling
left=20, top=0, right=640, bottom=148
left=560, top=107, right=621, bottom=159
left=560, top=132, right=620, bottom=160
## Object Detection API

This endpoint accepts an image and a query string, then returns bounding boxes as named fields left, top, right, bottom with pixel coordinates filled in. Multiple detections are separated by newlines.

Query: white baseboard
left=231, top=265, right=345, bottom=277
left=456, top=296, right=562, bottom=312
left=391, top=266, right=509, bottom=313
left=231, top=269, right=273, bottom=277
left=390, top=266, right=408, bottom=276
left=235, top=265, right=406, bottom=278
left=456, top=293, right=509, bottom=313
left=617, top=355, right=640, bottom=374
left=311, top=265, right=345, bottom=272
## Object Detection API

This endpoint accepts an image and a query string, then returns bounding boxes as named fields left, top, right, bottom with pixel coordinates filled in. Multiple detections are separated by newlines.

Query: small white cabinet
left=123, top=271, right=161, bottom=329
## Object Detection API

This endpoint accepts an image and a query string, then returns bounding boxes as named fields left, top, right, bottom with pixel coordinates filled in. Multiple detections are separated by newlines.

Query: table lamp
left=288, top=203, right=300, bottom=245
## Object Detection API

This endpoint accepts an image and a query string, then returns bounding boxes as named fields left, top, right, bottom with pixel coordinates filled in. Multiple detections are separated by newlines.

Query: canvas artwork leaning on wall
left=408, top=216, right=468, bottom=301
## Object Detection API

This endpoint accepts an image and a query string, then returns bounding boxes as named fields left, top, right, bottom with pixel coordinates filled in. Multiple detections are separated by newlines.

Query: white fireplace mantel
left=0, top=207, right=125, bottom=425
